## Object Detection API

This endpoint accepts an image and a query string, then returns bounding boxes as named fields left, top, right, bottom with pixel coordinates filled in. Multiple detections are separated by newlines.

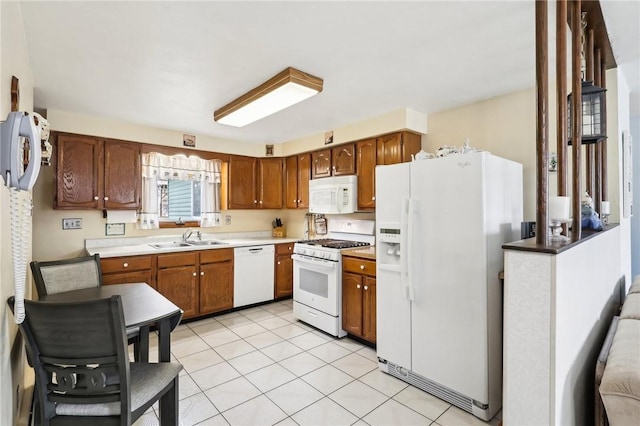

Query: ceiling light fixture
left=214, top=67, right=323, bottom=127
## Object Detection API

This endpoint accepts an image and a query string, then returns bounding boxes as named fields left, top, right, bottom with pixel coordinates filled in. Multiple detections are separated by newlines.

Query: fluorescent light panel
left=214, top=67, right=323, bottom=127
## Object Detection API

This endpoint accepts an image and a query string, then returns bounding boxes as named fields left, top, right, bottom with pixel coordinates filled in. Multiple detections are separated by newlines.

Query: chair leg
left=133, top=340, right=140, bottom=362
left=139, top=326, right=150, bottom=363
left=159, top=376, right=179, bottom=425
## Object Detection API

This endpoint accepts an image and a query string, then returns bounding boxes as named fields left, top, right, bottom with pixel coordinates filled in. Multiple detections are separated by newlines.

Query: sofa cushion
left=620, top=293, right=640, bottom=320
left=599, top=319, right=640, bottom=426
left=629, top=276, right=640, bottom=295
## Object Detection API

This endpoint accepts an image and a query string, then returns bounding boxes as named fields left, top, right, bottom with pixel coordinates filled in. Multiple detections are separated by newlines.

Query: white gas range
left=292, top=219, right=375, bottom=337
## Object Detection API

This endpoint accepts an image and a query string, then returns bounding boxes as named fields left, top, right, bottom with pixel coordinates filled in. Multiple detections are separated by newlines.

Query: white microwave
left=309, top=175, right=357, bottom=214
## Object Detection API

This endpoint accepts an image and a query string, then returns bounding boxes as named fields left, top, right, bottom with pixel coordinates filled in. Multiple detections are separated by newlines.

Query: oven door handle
left=292, top=254, right=338, bottom=269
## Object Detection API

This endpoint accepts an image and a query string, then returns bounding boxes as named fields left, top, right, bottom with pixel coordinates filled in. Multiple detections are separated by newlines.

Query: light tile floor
left=134, top=299, right=502, bottom=426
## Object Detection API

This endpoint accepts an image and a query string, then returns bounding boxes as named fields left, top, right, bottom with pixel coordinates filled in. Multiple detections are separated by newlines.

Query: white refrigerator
left=375, top=152, right=522, bottom=421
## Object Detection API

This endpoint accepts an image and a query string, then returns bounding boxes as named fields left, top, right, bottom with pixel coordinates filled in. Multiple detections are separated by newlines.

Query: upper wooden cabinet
left=376, top=131, right=421, bottom=165
left=55, top=134, right=140, bottom=210
left=227, top=155, right=283, bottom=210
left=356, top=138, right=377, bottom=210
left=285, top=154, right=310, bottom=209
left=258, top=158, right=284, bottom=209
left=227, top=155, right=257, bottom=209
left=311, top=149, right=332, bottom=179
left=332, top=143, right=355, bottom=176
left=311, top=143, right=355, bottom=179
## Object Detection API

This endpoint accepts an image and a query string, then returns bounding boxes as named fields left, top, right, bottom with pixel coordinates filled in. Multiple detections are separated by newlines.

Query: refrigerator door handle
left=406, top=197, right=416, bottom=301
left=400, top=197, right=410, bottom=300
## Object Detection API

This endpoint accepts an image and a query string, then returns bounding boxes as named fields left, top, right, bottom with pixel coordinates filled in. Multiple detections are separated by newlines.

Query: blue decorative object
left=581, top=192, right=604, bottom=231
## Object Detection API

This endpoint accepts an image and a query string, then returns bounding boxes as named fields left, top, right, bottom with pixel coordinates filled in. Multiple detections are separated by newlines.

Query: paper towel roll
left=106, top=210, right=138, bottom=224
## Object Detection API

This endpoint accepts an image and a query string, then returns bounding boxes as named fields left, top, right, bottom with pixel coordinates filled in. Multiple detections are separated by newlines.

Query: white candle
left=549, top=196, right=570, bottom=220
left=601, top=201, right=610, bottom=215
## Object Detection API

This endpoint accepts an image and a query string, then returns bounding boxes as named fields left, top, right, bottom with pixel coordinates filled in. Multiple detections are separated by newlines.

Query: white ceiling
left=18, top=1, right=640, bottom=145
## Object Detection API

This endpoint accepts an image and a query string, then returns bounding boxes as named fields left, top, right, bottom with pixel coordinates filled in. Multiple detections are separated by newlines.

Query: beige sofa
left=598, top=276, right=640, bottom=426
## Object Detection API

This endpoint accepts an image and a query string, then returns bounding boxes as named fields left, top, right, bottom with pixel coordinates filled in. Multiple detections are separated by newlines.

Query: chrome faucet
left=182, top=229, right=193, bottom=242
left=182, top=230, right=201, bottom=242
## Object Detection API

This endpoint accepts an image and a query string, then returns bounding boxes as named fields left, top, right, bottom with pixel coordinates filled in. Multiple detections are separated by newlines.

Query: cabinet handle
left=372, top=196, right=376, bottom=201
left=277, top=261, right=281, bottom=265
left=288, top=247, right=292, bottom=250
left=356, top=284, right=361, bottom=289
left=104, top=196, right=109, bottom=201
left=200, top=271, right=204, bottom=276
left=94, top=196, right=99, bottom=200
left=123, top=263, right=129, bottom=268
left=254, top=200, right=257, bottom=204
left=192, top=272, right=197, bottom=277
left=360, top=264, right=365, bottom=270
left=364, top=285, right=369, bottom=291
left=259, top=200, right=263, bottom=204
left=293, top=199, right=297, bottom=203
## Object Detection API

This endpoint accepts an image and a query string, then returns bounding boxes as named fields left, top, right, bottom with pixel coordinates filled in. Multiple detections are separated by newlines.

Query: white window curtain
left=139, top=152, right=222, bottom=229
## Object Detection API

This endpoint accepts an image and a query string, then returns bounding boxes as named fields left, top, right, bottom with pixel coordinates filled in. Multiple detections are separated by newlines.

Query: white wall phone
left=1, top=111, right=42, bottom=323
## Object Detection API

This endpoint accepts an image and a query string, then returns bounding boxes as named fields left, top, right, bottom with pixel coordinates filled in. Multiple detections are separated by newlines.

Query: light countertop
left=342, top=246, right=376, bottom=260
left=86, top=233, right=299, bottom=258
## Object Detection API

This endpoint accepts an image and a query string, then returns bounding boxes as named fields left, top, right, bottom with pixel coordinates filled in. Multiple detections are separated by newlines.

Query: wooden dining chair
left=30, top=255, right=147, bottom=362
left=7, top=295, right=182, bottom=426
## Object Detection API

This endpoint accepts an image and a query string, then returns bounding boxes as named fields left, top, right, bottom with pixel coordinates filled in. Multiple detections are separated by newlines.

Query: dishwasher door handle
left=248, top=248, right=264, bottom=253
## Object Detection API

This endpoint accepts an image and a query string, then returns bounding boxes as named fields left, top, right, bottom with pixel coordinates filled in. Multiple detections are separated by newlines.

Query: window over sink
left=139, top=152, right=221, bottom=229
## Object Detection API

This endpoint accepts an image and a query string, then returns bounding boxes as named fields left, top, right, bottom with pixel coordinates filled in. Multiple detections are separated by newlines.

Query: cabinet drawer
left=101, top=255, right=153, bottom=273
left=200, top=248, right=233, bottom=264
left=158, top=252, right=197, bottom=268
left=275, top=243, right=294, bottom=255
left=342, top=257, right=376, bottom=277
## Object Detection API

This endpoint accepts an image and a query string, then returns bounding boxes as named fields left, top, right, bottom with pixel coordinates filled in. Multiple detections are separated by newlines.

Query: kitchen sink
left=150, top=242, right=192, bottom=249
left=185, top=240, right=227, bottom=246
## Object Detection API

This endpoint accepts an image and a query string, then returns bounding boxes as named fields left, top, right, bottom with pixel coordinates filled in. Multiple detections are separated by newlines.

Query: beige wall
left=0, top=2, right=35, bottom=424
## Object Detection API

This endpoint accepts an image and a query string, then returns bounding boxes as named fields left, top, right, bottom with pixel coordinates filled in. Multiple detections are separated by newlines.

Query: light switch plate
left=62, top=218, right=82, bottom=230
left=225, top=215, right=231, bottom=225
left=106, top=223, right=125, bottom=236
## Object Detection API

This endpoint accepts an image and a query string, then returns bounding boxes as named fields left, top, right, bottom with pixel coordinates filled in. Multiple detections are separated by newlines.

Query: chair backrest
left=30, top=254, right=103, bottom=297
left=8, top=295, right=131, bottom=425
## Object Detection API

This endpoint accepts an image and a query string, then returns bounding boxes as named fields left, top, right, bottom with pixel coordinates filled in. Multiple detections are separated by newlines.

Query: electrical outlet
left=225, top=215, right=231, bottom=225
left=62, top=218, right=82, bottom=230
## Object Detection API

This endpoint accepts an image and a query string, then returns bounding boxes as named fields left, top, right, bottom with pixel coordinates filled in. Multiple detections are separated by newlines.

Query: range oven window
left=299, top=268, right=329, bottom=298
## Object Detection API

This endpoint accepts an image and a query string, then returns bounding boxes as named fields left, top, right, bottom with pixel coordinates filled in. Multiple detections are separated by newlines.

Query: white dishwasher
left=233, top=245, right=275, bottom=307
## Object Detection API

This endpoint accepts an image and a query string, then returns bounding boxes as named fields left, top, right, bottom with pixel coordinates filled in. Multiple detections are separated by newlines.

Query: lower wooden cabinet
left=102, top=249, right=235, bottom=320
left=342, top=256, right=376, bottom=343
left=157, top=252, right=199, bottom=319
left=274, top=243, right=294, bottom=298
left=199, top=249, right=234, bottom=314
left=101, top=255, right=156, bottom=290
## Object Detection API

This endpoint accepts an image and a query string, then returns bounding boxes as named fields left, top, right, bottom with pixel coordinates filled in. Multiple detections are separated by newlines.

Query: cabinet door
left=311, top=149, right=332, bottom=179
left=362, top=277, right=376, bottom=343
left=200, top=261, right=233, bottom=314
left=157, top=266, right=198, bottom=318
left=332, top=143, right=355, bottom=176
left=376, top=133, right=403, bottom=165
left=55, top=134, right=103, bottom=209
left=356, top=139, right=377, bottom=210
left=285, top=156, right=299, bottom=209
left=228, top=156, right=257, bottom=209
left=296, top=154, right=311, bottom=208
left=377, top=131, right=422, bottom=165
left=258, top=158, right=283, bottom=209
left=275, top=254, right=293, bottom=298
left=103, top=140, right=141, bottom=209
left=342, top=272, right=363, bottom=336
